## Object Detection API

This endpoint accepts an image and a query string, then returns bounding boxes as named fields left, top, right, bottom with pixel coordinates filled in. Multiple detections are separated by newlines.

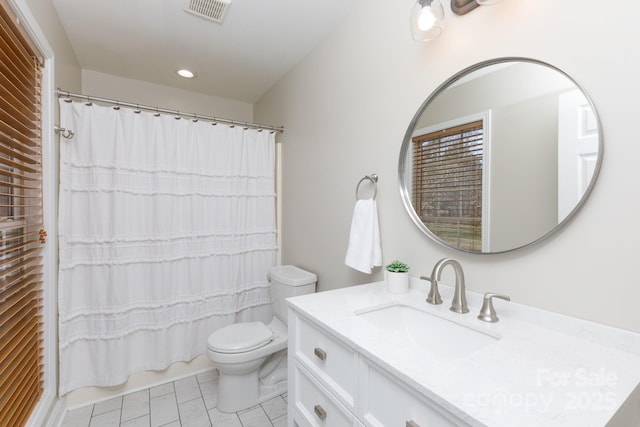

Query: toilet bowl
left=207, top=265, right=316, bottom=413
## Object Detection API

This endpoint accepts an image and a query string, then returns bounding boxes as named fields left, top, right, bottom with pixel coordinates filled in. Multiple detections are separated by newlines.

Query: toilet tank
left=269, top=265, right=317, bottom=325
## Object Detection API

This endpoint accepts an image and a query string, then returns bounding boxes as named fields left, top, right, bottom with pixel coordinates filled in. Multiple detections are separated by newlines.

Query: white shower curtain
left=57, top=100, right=277, bottom=395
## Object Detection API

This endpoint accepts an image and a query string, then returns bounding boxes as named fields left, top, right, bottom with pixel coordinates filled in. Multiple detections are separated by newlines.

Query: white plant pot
left=386, top=271, right=409, bottom=294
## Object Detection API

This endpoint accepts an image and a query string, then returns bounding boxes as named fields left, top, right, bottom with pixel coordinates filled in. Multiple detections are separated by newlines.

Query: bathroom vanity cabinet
left=287, top=280, right=640, bottom=427
left=288, top=306, right=473, bottom=426
left=290, top=311, right=357, bottom=426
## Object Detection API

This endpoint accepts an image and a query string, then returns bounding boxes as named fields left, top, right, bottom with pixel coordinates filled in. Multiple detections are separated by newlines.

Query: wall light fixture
left=411, top=0, right=504, bottom=41
left=410, top=0, right=445, bottom=42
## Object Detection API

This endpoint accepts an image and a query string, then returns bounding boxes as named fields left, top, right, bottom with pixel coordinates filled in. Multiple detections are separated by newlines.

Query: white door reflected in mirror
left=558, top=90, right=599, bottom=222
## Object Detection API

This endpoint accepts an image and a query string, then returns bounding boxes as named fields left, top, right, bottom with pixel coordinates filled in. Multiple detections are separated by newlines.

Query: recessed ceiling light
left=177, top=69, right=195, bottom=79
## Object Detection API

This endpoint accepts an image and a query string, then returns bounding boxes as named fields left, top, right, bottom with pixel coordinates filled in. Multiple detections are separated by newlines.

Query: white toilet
left=207, top=265, right=317, bottom=413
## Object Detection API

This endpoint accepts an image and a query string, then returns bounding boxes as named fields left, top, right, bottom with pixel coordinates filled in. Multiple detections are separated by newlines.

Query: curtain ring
left=192, top=114, right=198, bottom=123
left=84, top=96, right=92, bottom=106
left=113, top=101, right=120, bottom=110
left=154, top=108, right=160, bottom=117
left=134, top=105, right=141, bottom=114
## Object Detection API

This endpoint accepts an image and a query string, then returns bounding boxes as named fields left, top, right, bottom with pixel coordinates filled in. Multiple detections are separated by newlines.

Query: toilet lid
left=207, top=321, right=274, bottom=354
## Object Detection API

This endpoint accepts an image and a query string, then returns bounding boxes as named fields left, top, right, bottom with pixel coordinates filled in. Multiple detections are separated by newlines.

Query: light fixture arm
left=451, top=0, right=480, bottom=15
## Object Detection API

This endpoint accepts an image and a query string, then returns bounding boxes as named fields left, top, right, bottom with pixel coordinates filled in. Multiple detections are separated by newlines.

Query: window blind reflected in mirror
left=412, top=120, right=484, bottom=252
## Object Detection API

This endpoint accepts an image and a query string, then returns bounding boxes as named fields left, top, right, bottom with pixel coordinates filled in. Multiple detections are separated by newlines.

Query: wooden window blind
left=0, top=1, right=45, bottom=426
left=412, top=120, right=483, bottom=251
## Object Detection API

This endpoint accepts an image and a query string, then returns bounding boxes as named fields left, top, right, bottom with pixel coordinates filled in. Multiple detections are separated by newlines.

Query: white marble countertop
left=287, top=278, right=640, bottom=427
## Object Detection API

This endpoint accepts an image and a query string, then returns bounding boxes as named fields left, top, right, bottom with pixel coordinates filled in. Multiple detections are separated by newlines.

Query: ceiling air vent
left=185, top=0, right=231, bottom=24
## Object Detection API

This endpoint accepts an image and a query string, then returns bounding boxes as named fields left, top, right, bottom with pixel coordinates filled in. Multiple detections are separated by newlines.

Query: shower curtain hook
left=134, top=104, right=141, bottom=114
left=175, top=111, right=181, bottom=120
left=64, top=91, right=72, bottom=103
left=192, top=113, right=198, bottom=123
left=154, top=108, right=160, bottom=117
left=113, top=101, right=120, bottom=110
left=84, top=96, right=92, bottom=106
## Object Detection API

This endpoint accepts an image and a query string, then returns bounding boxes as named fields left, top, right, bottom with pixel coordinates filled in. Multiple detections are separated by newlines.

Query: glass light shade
left=476, top=0, right=503, bottom=4
left=410, top=0, right=445, bottom=42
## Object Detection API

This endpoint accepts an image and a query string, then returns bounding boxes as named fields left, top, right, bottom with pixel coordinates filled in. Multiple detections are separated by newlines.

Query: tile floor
left=61, top=370, right=288, bottom=427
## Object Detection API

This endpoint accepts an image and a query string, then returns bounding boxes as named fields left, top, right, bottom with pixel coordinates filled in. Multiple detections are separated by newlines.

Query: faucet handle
left=477, top=292, right=510, bottom=323
left=421, top=275, right=443, bottom=305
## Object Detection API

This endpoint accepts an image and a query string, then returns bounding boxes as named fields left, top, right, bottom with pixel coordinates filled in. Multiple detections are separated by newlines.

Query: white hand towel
left=345, top=199, right=382, bottom=274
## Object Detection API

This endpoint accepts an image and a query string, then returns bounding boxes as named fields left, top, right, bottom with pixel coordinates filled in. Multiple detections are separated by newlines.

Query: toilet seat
left=208, top=321, right=274, bottom=354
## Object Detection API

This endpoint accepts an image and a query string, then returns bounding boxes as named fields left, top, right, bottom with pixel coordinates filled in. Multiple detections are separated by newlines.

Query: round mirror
left=399, top=58, right=603, bottom=254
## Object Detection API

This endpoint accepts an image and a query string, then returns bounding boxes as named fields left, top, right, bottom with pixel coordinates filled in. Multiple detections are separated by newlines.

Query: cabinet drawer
left=360, top=362, right=467, bottom=427
left=294, top=314, right=357, bottom=409
left=293, top=362, right=358, bottom=427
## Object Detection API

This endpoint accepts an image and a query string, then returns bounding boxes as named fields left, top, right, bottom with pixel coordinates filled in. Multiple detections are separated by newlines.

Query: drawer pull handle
left=314, top=347, right=327, bottom=361
left=314, top=404, right=327, bottom=421
left=406, top=421, right=420, bottom=427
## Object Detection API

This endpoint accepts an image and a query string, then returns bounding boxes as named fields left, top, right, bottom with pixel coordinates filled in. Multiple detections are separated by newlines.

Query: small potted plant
left=385, top=260, right=410, bottom=294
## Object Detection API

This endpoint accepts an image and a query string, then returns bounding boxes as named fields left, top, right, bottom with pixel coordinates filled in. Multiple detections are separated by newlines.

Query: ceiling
left=52, top=0, right=357, bottom=104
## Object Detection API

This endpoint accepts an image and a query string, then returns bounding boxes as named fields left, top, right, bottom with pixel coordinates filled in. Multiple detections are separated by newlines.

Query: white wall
left=81, top=69, right=254, bottom=122
left=25, top=0, right=81, bottom=92
left=255, top=0, right=640, bottom=333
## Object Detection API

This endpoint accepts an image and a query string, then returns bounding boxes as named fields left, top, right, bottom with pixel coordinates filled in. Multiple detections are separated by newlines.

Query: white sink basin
left=355, top=303, right=499, bottom=358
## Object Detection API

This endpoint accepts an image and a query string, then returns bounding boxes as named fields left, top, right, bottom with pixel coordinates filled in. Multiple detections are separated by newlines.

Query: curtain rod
left=56, top=89, right=284, bottom=134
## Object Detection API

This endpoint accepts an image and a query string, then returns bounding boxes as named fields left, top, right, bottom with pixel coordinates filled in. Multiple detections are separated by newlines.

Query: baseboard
left=44, top=399, right=66, bottom=427
left=26, top=389, right=65, bottom=427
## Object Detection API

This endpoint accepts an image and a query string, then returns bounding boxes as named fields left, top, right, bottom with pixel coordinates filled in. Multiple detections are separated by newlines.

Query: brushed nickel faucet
left=426, top=258, right=469, bottom=314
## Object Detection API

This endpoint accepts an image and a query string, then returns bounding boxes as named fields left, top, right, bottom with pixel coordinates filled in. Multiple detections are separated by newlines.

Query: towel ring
left=355, top=174, right=378, bottom=200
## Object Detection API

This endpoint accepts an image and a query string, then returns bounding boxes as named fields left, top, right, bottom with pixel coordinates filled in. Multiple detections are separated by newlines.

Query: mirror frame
left=398, top=57, right=604, bottom=254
